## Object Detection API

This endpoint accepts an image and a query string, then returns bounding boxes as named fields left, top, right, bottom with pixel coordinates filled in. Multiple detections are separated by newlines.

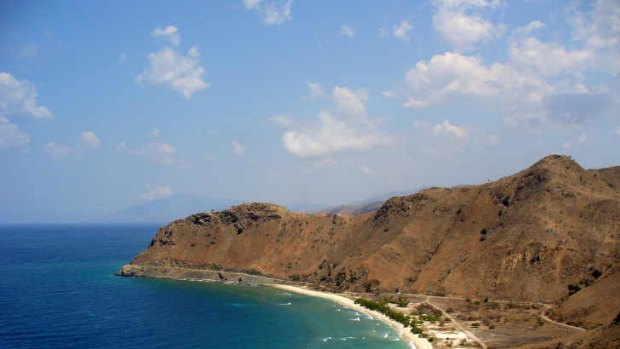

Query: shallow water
left=0, top=224, right=408, bottom=349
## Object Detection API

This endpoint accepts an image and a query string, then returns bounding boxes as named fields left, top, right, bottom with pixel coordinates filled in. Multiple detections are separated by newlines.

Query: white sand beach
left=272, top=284, right=433, bottom=349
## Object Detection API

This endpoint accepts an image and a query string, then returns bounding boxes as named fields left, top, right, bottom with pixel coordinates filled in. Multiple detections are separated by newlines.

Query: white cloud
left=513, top=20, right=544, bottom=37
left=80, top=131, right=100, bottom=149
left=149, top=128, right=161, bottom=137
left=140, top=184, right=174, bottom=201
left=432, top=0, right=503, bottom=50
left=562, top=142, right=572, bottom=151
left=509, top=36, right=593, bottom=76
left=432, top=120, right=468, bottom=139
left=403, top=52, right=551, bottom=111
left=0, top=117, right=29, bottom=150
left=0, top=72, right=52, bottom=119
left=361, top=165, right=372, bottom=174
left=282, top=112, right=392, bottom=157
left=333, top=86, right=367, bottom=118
left=381, top=90, right=397, bottom=98
left=44, top=131, right=101, bottom=159
left=340, top=25, right=355, bottom=38
left=137, top=27, right=208, bottom=99
left=44, top=142, right=73, bottom=159
left=280, top=85, right=393, bottom=158
left=244, top=0, right=293, bottom=26
left=615, top=126, right=620, bottom=136
left=119, top=51, right=128, bottom=61
left=132, top=142, right=177, bottom=165
left=232, top=140, right=245, bottom=156
left=305, top=82, right=325, bottom=99
left=393, top=21, right=412, bottom=41
left=152, top=25, right=181, bottom=46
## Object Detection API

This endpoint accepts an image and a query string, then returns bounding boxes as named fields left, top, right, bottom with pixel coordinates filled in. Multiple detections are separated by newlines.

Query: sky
left=0, top=0, right=619, bottom=222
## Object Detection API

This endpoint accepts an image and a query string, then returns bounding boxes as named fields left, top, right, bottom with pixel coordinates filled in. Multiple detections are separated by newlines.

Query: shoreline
left=271, top=284, right=433, bottom=349
left=117, top=265, right=434, bottom=348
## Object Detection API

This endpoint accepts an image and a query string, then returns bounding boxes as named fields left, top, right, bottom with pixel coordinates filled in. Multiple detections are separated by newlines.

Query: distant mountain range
left=319, top=190, right=417, bottom=215
left=101, top=194, right=237, bottom=223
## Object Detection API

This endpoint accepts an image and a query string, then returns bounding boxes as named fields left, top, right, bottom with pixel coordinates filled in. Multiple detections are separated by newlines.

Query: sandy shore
left=272, top=284, right=433, bottom=349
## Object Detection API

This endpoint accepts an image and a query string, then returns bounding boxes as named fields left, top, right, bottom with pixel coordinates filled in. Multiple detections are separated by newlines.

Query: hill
left=119, top=155, right=620, bottom=347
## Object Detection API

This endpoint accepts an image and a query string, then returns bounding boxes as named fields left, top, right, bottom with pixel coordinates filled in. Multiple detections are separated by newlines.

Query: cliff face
left=122, top=155, right=620, bottom=310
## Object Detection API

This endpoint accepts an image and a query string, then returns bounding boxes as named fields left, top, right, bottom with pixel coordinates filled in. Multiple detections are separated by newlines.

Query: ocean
left=0, top=224, right=408, bottom=349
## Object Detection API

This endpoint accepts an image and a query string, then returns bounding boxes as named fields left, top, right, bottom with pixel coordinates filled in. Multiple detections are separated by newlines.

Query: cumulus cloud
left=232, top=140, right=245, bottom=156
left=80, top=131, right=100, bottom=149
left=44, top=142, right=73, bottom=159
left=403, top=52, right=551, bottom=109
left=333, top=86, right=367, bottom=118
left=509, top=35, right=593, bottom=76
left=44, top=131, right=101, bottom=159
left=432, top=0, right=503, bottom=50
left=280, top=85, right=393, bottom=158
left=152, top=25, right=181, bottom=46
left=244, top=0, right=293, bottom=26
left=0, top=72, right=52, bottom=119
left=340, top=25, right=355, bottom=38
left=381, top=90, right=397, bottom=98
left=432, top=120, right=468, bottom=139
left=137, top=26, right=208, bottom=99
left=305, top=82, right=325, bottom=99
left=0, top=117, right=29, bottom=150
left=140, top=184, right=174, bottom=201
left=149, top=128, right=161, bottom=137
left=131, top=142, right=178, bottom=165
left=393, top=21, right=412, bottom=41
left=512, top=20, right=544, bottom=37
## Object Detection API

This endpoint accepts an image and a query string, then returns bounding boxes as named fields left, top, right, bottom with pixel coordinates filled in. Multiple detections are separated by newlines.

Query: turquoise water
left=0, top=224, right=408, bottom=348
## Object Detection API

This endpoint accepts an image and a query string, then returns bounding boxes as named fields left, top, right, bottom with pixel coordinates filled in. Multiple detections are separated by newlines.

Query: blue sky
left=1, top=0, right=619, bottom=222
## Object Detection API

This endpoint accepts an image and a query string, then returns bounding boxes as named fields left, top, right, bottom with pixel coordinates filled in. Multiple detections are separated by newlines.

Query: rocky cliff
left=120, top=155, right=620, bottom=327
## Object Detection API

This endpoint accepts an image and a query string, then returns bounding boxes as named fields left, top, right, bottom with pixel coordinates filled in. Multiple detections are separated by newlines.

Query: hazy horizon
left=1, top=0, right=619, bottom=223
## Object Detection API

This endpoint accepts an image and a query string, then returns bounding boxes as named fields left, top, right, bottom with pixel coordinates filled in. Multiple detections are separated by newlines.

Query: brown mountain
left=120, top=154, right=620, bottom=338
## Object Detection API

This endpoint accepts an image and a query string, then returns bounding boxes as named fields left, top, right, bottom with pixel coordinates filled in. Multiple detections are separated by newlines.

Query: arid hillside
left=121, top=155, right=620, bottom=327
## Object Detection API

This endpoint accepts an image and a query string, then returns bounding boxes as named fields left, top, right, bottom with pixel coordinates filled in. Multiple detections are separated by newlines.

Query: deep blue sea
left=0, top=224, right=408, bottom=349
